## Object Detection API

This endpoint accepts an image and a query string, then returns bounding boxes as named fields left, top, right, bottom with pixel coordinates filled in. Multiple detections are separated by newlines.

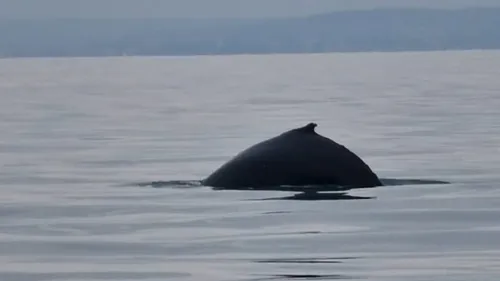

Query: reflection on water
left=253, top=274, right=354, bottom=280
left=256, top=192, right=375, bottom=201
left=132, top=177, right=450, bottom=201
left=256, top=257, right=357, bottom=264
left=252, top=257, right=360, bottom=280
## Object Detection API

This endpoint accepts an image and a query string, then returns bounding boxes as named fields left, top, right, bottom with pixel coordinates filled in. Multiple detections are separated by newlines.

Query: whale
left=202, top=123, right=383, bottom=190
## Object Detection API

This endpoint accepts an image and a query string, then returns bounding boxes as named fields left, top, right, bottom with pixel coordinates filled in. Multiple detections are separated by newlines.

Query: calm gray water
left=1, top=50, right=500, bottom=281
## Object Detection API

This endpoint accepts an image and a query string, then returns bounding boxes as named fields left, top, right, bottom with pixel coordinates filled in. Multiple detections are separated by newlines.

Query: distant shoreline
left=1, top=7, right=499, bottom=58
left=1, top=48, right=499, bottom=61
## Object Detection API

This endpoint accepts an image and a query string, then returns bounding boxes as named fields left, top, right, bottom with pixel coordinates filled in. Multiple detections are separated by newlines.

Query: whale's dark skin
left=202, top=123, right=383, bottom=189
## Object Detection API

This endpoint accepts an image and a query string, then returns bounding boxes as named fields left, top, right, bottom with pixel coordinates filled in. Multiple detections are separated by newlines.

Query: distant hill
left=1, top=8, right=499, bottom=58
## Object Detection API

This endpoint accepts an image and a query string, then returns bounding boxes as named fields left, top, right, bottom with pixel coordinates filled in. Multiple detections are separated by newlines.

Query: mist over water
left=1, top=50, right=500, bottom=280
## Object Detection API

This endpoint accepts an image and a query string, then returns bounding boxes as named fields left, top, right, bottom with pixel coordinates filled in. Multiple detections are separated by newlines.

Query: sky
left=1, top=0, right=499, bottom=19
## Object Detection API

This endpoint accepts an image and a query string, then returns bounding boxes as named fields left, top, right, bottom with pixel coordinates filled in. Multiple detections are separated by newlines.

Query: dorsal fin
left=296, top=122, right=318, bottom=134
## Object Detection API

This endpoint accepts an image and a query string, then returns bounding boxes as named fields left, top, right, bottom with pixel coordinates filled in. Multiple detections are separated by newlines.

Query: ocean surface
left=1, top=50, right=500, bottom=281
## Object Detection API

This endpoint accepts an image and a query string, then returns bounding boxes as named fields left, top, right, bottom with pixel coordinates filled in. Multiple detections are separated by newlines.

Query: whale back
left=203, top=123, right=382, bottom=189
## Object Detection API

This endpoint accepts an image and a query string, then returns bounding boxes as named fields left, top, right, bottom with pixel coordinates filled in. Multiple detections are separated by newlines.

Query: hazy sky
left=1, top=0, right=499, bottom=19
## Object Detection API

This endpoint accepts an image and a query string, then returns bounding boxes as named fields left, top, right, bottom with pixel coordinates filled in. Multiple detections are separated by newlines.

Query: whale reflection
left=131, top=177, right=449, bottom=201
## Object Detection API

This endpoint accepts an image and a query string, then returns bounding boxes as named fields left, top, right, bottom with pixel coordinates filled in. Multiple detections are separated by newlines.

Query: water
left=1, top=50, right=500, bottom=280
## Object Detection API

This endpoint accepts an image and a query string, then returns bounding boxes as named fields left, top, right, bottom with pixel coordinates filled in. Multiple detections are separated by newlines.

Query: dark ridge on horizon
left=0, top=7, right=499, bottom=58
